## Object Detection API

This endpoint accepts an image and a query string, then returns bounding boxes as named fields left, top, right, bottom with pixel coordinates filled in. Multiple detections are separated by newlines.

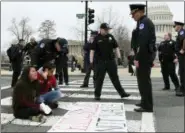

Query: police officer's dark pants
left=95, top=60, right=125, bottom=97
left=161, top=62, right=180, bottom=89
left=11, top=62, right=22, bottom=87
left=59, top=66, right=69, bottom=84
left=83, top=65, right=96, bottom=86
left=179, top=54, right=185, bottom=93
left=136, top=63, right=153, bottom=110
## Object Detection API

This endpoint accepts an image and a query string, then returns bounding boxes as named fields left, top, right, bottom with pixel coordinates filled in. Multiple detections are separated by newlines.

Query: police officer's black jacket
left=30, top=39, right=58, bottom=67
left=135, top=15, right=156, bottom=63
left=7, top=44, right=24, bottom=63
left=176, top=28, right=185, bottom=56
left=90, top=33, right=118, bottom=61
left=158, top=40, right=177, bottom=62
left=23, top=42, right=38, bottom=55
left=131, top=29, right=138, bottom=54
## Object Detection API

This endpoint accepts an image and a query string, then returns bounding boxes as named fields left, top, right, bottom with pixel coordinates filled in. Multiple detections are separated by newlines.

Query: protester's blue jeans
left=37, top=89, right=62, bottom=104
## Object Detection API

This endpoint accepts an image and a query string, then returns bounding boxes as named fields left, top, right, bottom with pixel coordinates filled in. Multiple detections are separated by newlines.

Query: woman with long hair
left=12, top=66, right=50, bottom=122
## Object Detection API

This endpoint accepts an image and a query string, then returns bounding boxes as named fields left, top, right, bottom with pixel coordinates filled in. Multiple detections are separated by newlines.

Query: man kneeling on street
left=37, top=63, right=63, bottom=109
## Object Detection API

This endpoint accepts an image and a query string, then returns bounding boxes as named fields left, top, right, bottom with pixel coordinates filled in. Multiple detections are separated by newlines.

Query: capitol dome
left=148, top=2, right=176, bottom=43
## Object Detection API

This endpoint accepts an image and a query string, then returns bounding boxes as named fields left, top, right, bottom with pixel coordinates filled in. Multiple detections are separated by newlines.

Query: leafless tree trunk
left=38, top=20, right=56, bottom=39
left=8, top=17, right=33, bottom=44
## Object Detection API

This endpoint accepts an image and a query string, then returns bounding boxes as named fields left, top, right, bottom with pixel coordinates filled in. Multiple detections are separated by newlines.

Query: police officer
left=158, top=33, right=180, bottom=92
left=24, top=37, right=38, bottom=56
left=80, top=31, right=98, bottom=88
left=130, top=4, right=156, bottom=112
left=90, top=23, right=130, bottom=100
left=131, top=29, right=138, bottom=55
left=55, top=38, right=69, bottom=85
left=174, top=21, right=185, bottom=96
left=7, top=39, right=25, bottom=87
left=30, top=38, right=63, bottom=70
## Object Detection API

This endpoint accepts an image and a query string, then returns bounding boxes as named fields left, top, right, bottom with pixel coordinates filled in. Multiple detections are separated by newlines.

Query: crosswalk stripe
left=60, top=88, right=139, bottom=93
left=60, top=85, right=138, bottom=88
left=141, top=113, right=155, bottom=132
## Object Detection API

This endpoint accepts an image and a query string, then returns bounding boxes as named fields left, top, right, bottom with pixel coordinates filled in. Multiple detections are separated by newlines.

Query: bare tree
left=38, top=20, right=56, bottom=39
left=8, top=17, right=33, bottom=43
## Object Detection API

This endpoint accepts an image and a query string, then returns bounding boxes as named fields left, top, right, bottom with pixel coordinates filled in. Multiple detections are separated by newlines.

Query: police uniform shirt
left=158, top=40, right=176, bottom=62
left=90, top=33, right=118, bottom=60
left=135, top=15, right=156, bottom=62
left=176, top=28, right=185, bottom=52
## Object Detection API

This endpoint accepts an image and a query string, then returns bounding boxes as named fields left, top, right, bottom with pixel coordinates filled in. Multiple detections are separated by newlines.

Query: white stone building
left=148, top=3, right=176, bottom=44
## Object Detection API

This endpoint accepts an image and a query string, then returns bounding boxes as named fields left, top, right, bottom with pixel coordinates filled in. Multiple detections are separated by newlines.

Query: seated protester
left=37, top=63, right=62, bottom=109
left=12, top=66, right=51, bottom=122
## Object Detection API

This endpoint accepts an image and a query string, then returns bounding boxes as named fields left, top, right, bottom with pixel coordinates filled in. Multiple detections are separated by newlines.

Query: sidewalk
left=1, top=67, right=162, bottom=77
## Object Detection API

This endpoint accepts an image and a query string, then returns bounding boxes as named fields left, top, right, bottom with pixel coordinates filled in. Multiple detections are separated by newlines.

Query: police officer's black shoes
left=134, top=107, right=153, bottom=112
left=162, top=88, right=170, bottom=91
left=94, top=97, right=101, bottom=101
left=121, top=93, right=130, bottom=98
left=59, top=82, right=63, bottom=85
left=80, top=84, right=88, bottom=88
left=176, top=91, right=184, bottom=97
left=135, top=103, right=142, bottom=107
left=65, top=83, right=69, bottom=86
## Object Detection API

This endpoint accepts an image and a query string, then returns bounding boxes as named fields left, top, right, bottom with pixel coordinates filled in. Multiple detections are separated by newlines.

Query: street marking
left=141, top=113, right=155, bottom=132
left=58, top=102, right=136, bottom=112
left=1, top=85, right=11, bottom=90
left=1, top=97, right=12, bottom=106
left=59, top=84, right=138, bottom=88
left=127, top=120, right=141, bottom=132
left=70, top=94, right=141, bottom=100
left=60, top=88, right=139, bottom=93
left=1, top=113, right=14, bottom=124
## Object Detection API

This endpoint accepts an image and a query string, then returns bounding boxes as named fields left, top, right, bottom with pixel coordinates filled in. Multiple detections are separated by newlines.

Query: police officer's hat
left=100, top=23, right=112, bottom=29
left=173, top=21, right=184, bottom=27
left=91, top=31, right=98, bottom=36
left=129, top=4, right=146, bottom=14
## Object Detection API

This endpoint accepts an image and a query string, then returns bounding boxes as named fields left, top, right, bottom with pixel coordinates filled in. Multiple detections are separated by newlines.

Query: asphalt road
left=1, top=75, right=184, bottom=132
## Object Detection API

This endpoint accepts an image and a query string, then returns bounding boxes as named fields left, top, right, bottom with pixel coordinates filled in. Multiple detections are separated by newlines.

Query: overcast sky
left=1, top=1, right=184, bottom=51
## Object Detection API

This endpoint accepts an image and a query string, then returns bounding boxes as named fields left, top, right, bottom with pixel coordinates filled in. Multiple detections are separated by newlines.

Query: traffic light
left=88, top=8, right=95, bottom=25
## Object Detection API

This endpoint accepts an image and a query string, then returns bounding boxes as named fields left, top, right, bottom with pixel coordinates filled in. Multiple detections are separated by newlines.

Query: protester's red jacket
left=37, top=72, right=57, bottom=95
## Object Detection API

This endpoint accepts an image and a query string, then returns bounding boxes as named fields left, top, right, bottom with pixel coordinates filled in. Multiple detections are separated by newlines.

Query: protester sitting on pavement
left=12, top=66, right=51, bottom=123
left=37, top=63, right=63, bottom=109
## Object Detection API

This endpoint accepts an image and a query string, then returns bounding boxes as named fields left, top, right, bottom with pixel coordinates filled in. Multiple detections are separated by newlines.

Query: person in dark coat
left=30, top=38, right=63, bottom=70
left=24, top=37, right=38, bottom=56
left=130, top=4, right=157, bottom=112
left=12, top=66, right=47, bottom=122
left=128, top=51, right=135, bottom=76
left=7, top=39, right=25, bottom=87
left=55, top=38, right=69, bottom=85
left=80, top=31, right=98, bottom=88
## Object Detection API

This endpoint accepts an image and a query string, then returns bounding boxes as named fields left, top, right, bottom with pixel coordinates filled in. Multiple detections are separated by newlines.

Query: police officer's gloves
left=118, top=58, right=122, bottom=65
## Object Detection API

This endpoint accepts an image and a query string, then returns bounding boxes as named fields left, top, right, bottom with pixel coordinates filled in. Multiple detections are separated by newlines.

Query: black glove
left=118, top=58, right=122, bottom=65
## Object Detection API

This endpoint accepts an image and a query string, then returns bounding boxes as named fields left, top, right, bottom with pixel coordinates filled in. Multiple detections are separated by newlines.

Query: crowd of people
left=6, top=3, right=185, bottom=122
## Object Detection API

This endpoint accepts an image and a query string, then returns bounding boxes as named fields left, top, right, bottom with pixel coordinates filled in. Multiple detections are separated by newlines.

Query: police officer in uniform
left=55, top=38, right=69, bottom=85
left=80, top=31, right=98, bottom=88
left=130, top=4, right=156, bottom=112
left=158, top=33, right=180, bottom=92
left=174, top=21, right=185, bottom=96
left=24, top=37, right=38, bottom=56
left=30, top=38, right=63, bottom=70
left=7, top=39, right=25, bottom=87
left=90, top=23, right=130, bottom=100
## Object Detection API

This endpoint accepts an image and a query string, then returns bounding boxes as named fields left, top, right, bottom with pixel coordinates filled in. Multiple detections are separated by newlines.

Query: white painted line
left=1, top=113, right=14, bottom=124
left=141, top=112, right=155, bottom=132
left=59, top=84, right=138, bottom=88
left=58, top=102, right=137, bottom=112
left=69, top=94, right=141, bottom=100
left=1, top=97, right=12, bottom=106
left=60, top=88, right=139, bottom=93
left=1, top=85, right=11, bottom=90
left=65, top=83, right=138, bottom=86
left=127, top=120, right=141, bottom=132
